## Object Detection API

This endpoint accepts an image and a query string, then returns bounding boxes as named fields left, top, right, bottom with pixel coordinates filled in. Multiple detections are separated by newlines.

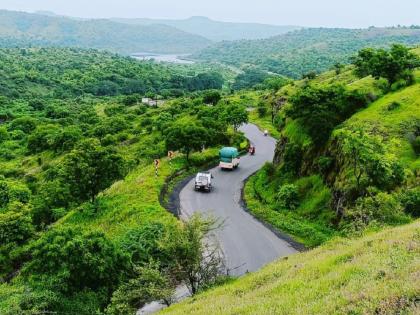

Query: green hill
left=0, top=10, right=211, bottom=54
left=193, top=27, right=420, bottom=78
left=112, top=16, right=300, bottom=42
left=161, top=48, right=420, bottom=315
left=0, top=47, right=246, bottom=314
left=161, top=220, right=420, bottom=315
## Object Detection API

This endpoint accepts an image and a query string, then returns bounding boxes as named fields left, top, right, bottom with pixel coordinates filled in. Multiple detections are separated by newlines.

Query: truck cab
left=219, top=147, right=240, bottom=170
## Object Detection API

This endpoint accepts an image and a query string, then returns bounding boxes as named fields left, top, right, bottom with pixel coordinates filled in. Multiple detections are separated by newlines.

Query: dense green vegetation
left=0, top=48, right=247, bottom=313
left=0, top=10, right=211, bottom=54
left=161, top=45, right=420, bottom=315
left=112, top=16, right=300, bottom=42
left=238, top=45, right=420, bottom=247
left=194, top=27, right=420, bottom=78
left=162, top=220, right=420, bottom=315
left=0, top=48, right=223, bottom=103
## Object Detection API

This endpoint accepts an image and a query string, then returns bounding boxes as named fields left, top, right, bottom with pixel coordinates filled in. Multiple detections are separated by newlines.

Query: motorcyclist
left=249, top=145, right=256, bottom=155
left=264, top=129, right=268, bottom=136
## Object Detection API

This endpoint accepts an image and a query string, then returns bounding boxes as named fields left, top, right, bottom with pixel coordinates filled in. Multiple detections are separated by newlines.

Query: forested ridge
left=193, top=27, right=420, bottom=78
left=0, top=10, right=211, bottom=54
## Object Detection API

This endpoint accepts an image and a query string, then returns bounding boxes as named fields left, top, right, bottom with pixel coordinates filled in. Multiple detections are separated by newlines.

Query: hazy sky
left=1, top=0, right=419, bottom=28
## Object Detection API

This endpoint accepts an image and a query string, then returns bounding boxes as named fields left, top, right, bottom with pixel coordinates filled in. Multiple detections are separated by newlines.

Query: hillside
left=112, top=16, right=300, bottom=42
left=193, top=27, right=420, bottom=78
left=161, top=47, right=420, bottom=315
left=161, top=220, right=420, bottom=315
left=221, top=46, right=420, bottom=248
left=0, top=48, right=248, bottom=314
left=0, top=10, right=211, bottom=54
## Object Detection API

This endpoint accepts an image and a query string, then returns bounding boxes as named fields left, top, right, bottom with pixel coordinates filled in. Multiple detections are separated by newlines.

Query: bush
left=0, top=210, right=34, bottom=245
left=0, top=180, right=31, bottom=208
left=23, top=227, right=130, bottom=294
left=317, top=156, right=333, bottom=175
left=105, top=261, right=174, bottom=315
left=348, top=192, right=409, bottom=230
left=400, top=188, right=420, bottom=217
left=287, top=85, right=368, bottom=145
left=8, top=117, right=38, bottom=134
left=386, top=101, right=401, bottom=111
left=276, top=184, right=300, bottom=210
left=203, top=91, right=221, bottom=105
left=283, top=142, right=303, bottom=175
left=411, top=136, right=420, bottom=155
left=257, top=103, right=267, bottom=117
left=0, top=127, right=8, bottom=143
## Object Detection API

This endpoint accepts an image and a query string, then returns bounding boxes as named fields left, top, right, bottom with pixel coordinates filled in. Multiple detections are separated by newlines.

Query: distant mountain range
left=0, top=10, right=211, bottom=54
left=111, top=16, right=300, bottom=41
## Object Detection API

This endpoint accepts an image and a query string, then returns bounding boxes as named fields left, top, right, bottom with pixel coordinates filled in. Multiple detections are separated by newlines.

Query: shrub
left=8, top=117, right=38, bottom=134
left=411, top=136, right=420, bottom=155
left=23, top=227, right=130, bottom=294
left=0, top=127, right=8, bottom=143
left=287, top=85, right=368, bottom=145
left=203, top=90, right=221, bottom=105
left=348, top=192, right=409, bottom=230
left=0, top=210, right=34, bottom=245
left=317, top=156, right=333, bottom=175
left=400, top=188, right=420, bottom=217
left=257, top=103, right=267, bottom=117
left=276, top=184, right=300, bottom=210
left=283, top=142, right=303, bottom=175
left=387, top=101, right=401, bottom=111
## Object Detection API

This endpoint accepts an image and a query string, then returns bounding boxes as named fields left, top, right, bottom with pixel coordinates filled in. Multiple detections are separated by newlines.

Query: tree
left=0, top=179, right=31, bottom=209
left=352, top=44, right=420, bottom=84
left=8, top=116, right=38, bottom=134
left=165, top=214, right=225, bottom=295
left=23, top=227, right=130, bottom=294
left=202, top=90, right=221, bottom=105
left=61, top=138, right=126, bottom=202
left=105, top=261, right=175, bottom=315
left=334, top=62, right=345, bottom=75
left=338, top=129, right=404, bottom=192
left=0, top=210, right=34, bottom=245
left=232, top=68, right=270, bottom=90
left=287, top=85, right=368, bottom=145
left=165, top=121, right=209, bottom=162
left=223, top=104, right=248, bottom=132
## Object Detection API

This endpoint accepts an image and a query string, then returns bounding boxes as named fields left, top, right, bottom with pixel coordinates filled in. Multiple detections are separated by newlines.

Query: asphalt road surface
left=179, top=124, right=297, bottom=276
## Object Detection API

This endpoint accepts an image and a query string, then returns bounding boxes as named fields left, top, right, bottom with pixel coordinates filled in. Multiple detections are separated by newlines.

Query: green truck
left=219, top=147, right=240, bottom=170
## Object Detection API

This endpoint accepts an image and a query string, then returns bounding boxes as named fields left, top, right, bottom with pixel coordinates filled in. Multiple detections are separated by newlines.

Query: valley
left=0, top=5, right=419, bottom=315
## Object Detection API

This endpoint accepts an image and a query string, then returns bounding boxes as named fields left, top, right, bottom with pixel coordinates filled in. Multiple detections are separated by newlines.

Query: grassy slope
left=241, top=61, right=420, bottom=247
left=162, top=220, right=420, bottom=315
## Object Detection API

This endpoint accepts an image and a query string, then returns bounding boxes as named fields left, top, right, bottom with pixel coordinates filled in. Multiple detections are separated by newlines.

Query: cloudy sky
left=1, top=0, right=419, bottom=28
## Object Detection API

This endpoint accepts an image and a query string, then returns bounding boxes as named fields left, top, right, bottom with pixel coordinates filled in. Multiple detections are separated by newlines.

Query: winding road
left=139, top=124, right=297, bottom=314
left=179, top=124, right=297, bottom=276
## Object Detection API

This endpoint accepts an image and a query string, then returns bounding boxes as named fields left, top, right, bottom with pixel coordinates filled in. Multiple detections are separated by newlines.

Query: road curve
left=179, top=124, right=297, bottom=276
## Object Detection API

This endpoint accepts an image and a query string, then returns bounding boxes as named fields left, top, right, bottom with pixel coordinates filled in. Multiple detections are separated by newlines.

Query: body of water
left=131, top=53, right=194, bottom=64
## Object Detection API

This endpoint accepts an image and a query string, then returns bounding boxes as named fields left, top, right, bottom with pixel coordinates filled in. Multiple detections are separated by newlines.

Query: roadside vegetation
left=0, top=48, right=247, bottom=313
left=162, top=220, right=420, bottom=315
left=240, top=45, right=420, bottom=247
left=161, top=45, right=420, bottom=314
left=0, top=40, right=419, bottom=315
left=233, top=45, right=420, bottom=247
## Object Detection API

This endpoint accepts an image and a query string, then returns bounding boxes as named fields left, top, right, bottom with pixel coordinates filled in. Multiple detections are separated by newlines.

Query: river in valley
left=131, top=53, right=194, bottom=64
